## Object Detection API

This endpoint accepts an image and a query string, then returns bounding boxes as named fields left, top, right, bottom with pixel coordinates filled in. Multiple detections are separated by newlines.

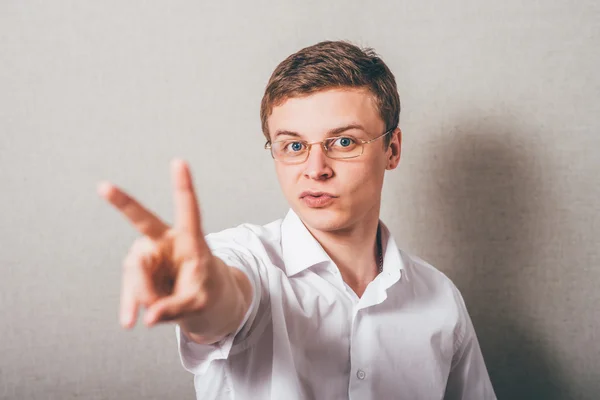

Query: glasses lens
left=272, top=140, right=308, bottom=163
left=325, top=136, right=363, bottom=159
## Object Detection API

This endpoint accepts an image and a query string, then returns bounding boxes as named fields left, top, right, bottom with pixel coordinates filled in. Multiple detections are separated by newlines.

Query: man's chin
left=295, top=205, right=349, bottom=232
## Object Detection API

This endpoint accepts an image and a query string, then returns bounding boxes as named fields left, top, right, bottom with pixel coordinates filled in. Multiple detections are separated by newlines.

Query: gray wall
left=1, top=1, right=599, bottom=399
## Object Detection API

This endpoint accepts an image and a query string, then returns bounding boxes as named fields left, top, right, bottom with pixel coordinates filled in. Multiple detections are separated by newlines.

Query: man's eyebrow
left=328, top=124, right=367, bottom=136
left=273, top=124, right=367, bottom=139
left=274, top=130, right=302, bottom=139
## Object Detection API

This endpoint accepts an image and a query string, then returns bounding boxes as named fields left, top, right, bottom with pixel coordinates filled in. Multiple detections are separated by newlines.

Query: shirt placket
left=347, top=277, right=389, bottom=400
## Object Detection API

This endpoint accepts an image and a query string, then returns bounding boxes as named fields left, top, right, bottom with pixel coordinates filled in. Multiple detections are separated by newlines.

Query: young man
left=98, top=41, right=496, bottom=399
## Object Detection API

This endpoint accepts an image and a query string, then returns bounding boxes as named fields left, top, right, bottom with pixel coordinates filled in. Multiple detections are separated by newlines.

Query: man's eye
left=285, top=141, right=305, bottom=152
left=332, top=137, right=356, bottom=148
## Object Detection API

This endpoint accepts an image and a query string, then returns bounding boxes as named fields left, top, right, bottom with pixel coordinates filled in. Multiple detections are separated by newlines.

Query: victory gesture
left=97, top=160, right=251, bottom=344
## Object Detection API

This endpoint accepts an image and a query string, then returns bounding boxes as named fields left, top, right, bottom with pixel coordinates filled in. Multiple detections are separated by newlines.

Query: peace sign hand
left=98, top=160, right=250, bottom=343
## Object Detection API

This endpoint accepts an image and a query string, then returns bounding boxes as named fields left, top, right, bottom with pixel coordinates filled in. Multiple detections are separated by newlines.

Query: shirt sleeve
left=176, top=245, right=262, bottom=376
left=444, top=286, right=497, bottom=400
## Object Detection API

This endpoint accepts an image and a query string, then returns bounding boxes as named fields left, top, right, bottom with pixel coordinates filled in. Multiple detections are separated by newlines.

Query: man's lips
left=299, top=192, right=338, bottom=208
left=299, top=191, right=337, bottom=198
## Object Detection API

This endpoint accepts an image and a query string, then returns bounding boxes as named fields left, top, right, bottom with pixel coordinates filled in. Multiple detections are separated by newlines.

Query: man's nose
left=303, top=144, right=333, bottom=180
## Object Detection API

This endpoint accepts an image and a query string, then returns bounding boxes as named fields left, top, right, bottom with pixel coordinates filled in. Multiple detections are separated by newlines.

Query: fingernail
left=97, top=181, right=112, bottom=197
left=144, top=312, right=155, bottom=327
left=171, top=159, right=184, bottom=169
left=120, top=314, right=132, bottom=328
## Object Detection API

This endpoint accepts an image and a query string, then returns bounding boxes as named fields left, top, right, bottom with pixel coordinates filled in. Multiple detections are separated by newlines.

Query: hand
left=97, top=159, right=242, bottom=333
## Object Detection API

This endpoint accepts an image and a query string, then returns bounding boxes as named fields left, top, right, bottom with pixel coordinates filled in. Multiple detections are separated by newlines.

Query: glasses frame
left=265, top=127, right=395, bottom=164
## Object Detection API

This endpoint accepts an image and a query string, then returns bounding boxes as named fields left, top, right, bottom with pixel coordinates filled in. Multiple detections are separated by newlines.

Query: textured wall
left=1, top=1, right=598, bottom=399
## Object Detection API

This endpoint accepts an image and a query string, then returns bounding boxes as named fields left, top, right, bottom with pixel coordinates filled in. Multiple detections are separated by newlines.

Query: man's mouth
left=300, top=191, right=336, bottom=198
left=300, top=192, right=337, bottom=208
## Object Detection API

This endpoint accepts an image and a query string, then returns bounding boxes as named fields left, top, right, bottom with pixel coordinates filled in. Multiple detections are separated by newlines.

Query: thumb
left=144, top=294, right=188, bottom=327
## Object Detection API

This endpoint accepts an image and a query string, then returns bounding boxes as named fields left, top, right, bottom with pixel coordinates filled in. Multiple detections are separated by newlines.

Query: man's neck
left=306, top=209, right=381, bottom=297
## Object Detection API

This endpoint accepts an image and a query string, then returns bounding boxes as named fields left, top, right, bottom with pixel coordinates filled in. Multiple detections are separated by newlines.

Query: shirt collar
left=378, top=221, right=408, bottom=285
left=280, top=209, right=331, bottom=276
left=280, top=208, right=407, bottom=280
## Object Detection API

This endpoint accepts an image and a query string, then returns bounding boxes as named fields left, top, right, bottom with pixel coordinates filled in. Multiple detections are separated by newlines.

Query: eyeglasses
left=265, top=128, right=394, bottom=164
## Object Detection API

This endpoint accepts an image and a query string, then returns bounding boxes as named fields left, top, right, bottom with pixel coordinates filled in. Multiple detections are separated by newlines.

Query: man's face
left=267, top=88, right=401, bottom=233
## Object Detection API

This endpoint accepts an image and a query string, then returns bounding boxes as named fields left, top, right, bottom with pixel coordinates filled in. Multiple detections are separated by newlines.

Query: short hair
left=260, top=40, right=400, bottom=147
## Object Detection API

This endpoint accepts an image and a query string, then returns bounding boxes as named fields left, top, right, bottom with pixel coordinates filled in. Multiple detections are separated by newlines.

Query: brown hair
left=260, top=40, right=400, bottom=147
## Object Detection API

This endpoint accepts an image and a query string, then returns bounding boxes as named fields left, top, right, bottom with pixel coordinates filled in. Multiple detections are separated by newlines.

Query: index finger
left=171, top=159, right=203, bottom=238
left=97, top=182, right=169, bottom=240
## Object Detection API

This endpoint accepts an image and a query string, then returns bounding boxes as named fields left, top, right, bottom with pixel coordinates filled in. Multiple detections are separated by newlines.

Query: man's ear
left=386, top=128, right=402, bottom=170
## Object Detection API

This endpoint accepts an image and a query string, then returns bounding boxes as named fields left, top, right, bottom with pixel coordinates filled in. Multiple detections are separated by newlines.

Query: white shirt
left=176, top=209, right=496, bottom=400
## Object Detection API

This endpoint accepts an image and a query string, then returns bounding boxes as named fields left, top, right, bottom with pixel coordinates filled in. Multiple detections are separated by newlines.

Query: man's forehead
left=267, top=88, right=381, bottom=137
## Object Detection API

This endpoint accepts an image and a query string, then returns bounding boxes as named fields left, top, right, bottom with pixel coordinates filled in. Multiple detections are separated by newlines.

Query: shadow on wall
left=428, top=117, right=570, bottom=400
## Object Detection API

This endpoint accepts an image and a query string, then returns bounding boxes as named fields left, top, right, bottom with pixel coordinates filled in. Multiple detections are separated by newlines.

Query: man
left=98, top=41, right=496, bottom=399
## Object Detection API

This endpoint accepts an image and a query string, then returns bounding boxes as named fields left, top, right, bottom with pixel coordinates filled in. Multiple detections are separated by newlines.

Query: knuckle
left=193, top=292, right=210, bottom=310
left=123, top=252, right=143, bottom=272
left=123, top=240, right=144, bottom=268
left=133, top=236, right=153, bottom=252
left=122, top=254, right=135, bottom=271
left=164, top=228, right=177, bottom=240
left=177, top=291, right=206, bottom=312
left=138, top=291, right=158, bottom=307
left=125, top=238, right=163, bottom=270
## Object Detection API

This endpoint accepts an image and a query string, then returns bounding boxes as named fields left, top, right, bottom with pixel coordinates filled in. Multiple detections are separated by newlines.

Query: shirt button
left=357, top=369, right=366, bottom=380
